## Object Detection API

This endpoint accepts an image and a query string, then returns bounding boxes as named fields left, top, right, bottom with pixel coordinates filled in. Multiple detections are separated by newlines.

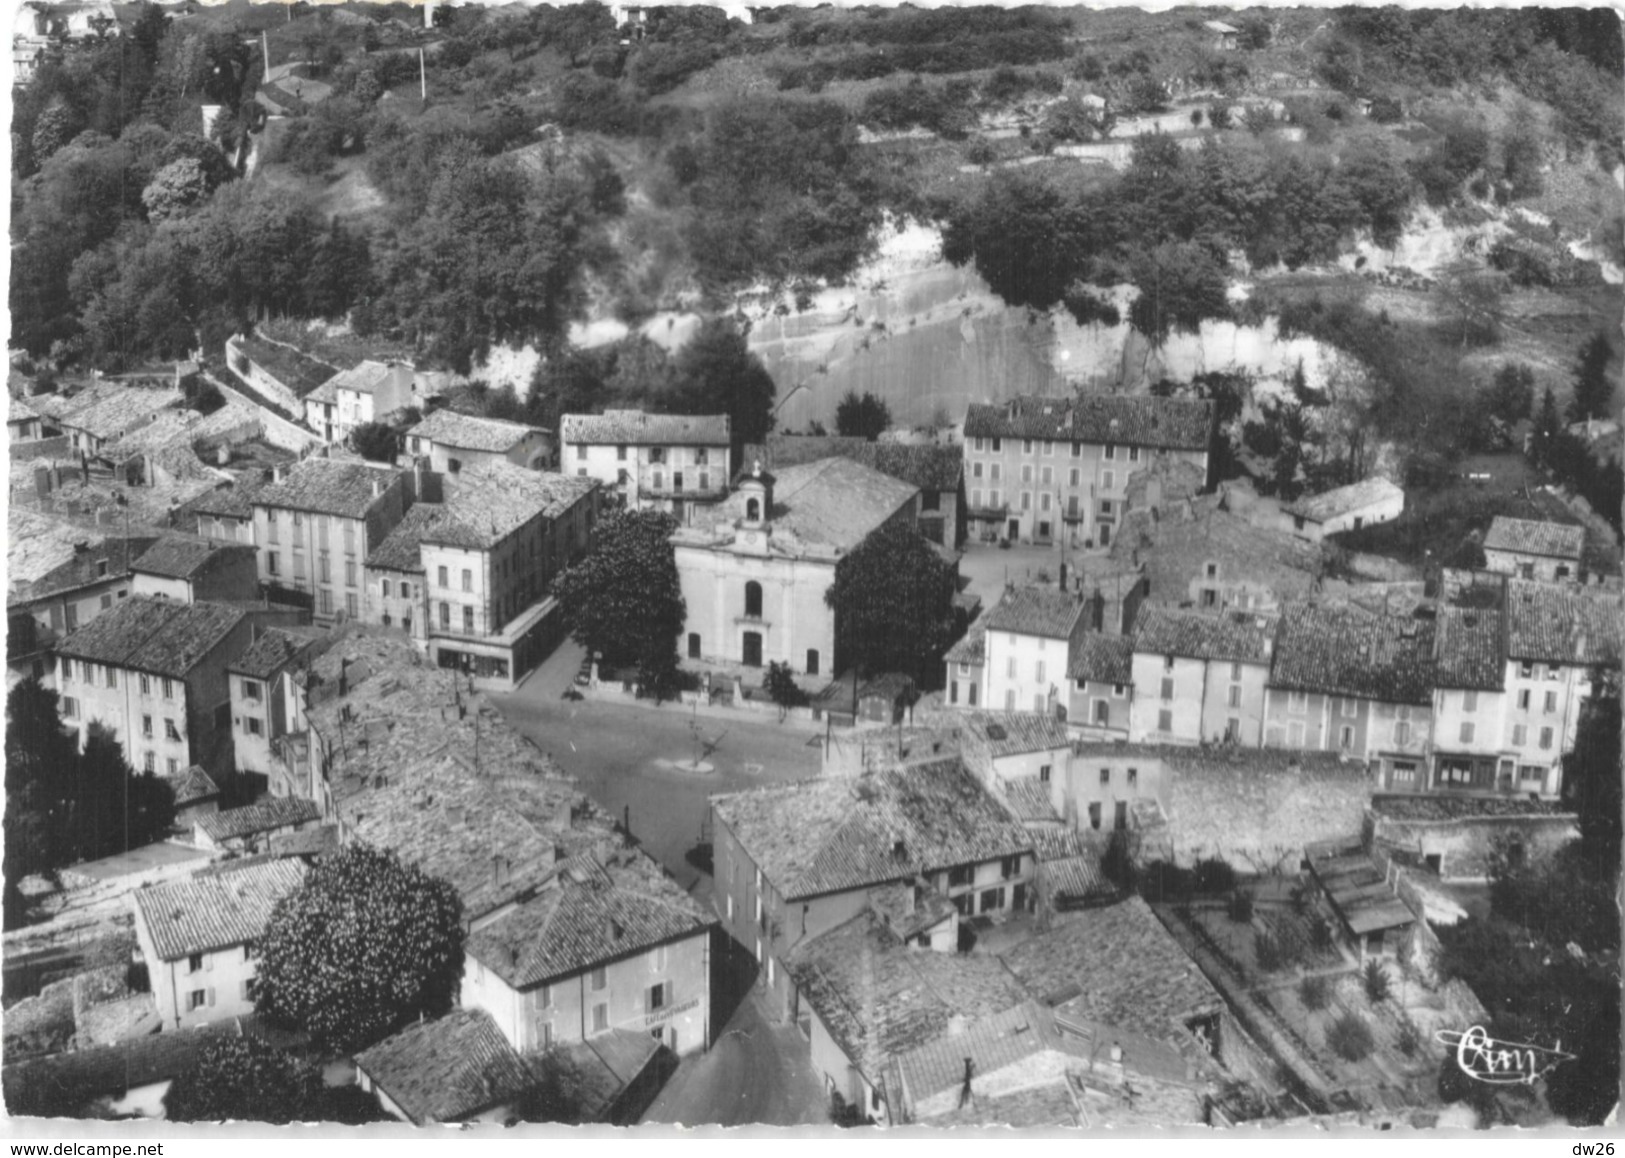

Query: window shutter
left=205, top=954, right=214, bottom=972
left=206, top=987, right=216, bottom=1007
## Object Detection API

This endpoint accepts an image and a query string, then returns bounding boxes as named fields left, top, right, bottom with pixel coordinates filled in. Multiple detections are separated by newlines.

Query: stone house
left=1282, top=477, right=1404, bottom=544
left=53, top=597, right=253, bottom=778
left=7, top=536, right=154, bottom=688
left=54, top=384, right=182, bottom=456
left=193, top=796, right=322, bottom=852
left=355, top=1008, right=537, bottom=1126
left=1128, top=605, right=1277, bottom=747
left=1066, top=632, right=1134, bottom=739
left=981, top=585, right=1090, bottom=717
left=1367, top=795, right=1579, bottom=883
left=227, top=626, right=331, bottom=794
left=303, top=361, right=414, bottom=447
left=225, top=334, right=338, bottom=418
left=1423, top=604, right=1513, bottom=797
left=961, top=394, right=1214, bottom=547
left=405, top=408, right=553, bottom=474
left=129, top=536, right=259, bottom=604
left=672, top=458, right=920, bottom=677
left=1483, top=516, right=1585, bottom=584
left=8, top=394, right=52, bottom=442
left=129, top=859, right=307, bottom=1031
left=560, top=409, right=731, bottom=524
left=251, top=458, right=410, bottom=624
left=942, top=618, right=986, bottom=709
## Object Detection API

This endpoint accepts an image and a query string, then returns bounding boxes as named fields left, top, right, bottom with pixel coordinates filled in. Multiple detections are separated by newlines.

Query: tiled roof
left=1000, top=777, right=1060, bottom=822
left=896, top=1002, right=1084, bottom=1109
left=232, top=335, right=338, bottom=398
left=747, top=435, right=964, bottom=492
left=253, top=458, right=403, bottom=519
left=963, top=394, right=1214, bottom=452
left=560, top=409, right=730, bottom=447
left=1484, top=516, right=1584, bottom=560
left=712, top=759, right=1033, bottom=902
left=422, top=464, right=597, bottom=550
left=174, top=482, right=261, bottom=521
left=354, top=1008, right=535, bottom=1125
left=465, top=851, right=712, bottom=989
left=56, top=597, right=246, bottom=679
left=984, top=585, right=1086, bottom=639
left=1110, top=495, right=1321, bottom=605
left=683, top=457, right=919, bottom=555
left=943, top=618, right=986, bottom=667
left=1504, top=580, right=1620, bottom=665
left=13, top=535, right=158, bottom=603
left=1067, top=632, right=1134, bottom=684
left=785, top=909, right=1029, bottom=1080
left=9, top=394, right=42, bottom=423
left=958, top=711, right=1072, bottom=758
left=998, top=896, right=1221, bottom=1038
left=228, top=626, right=327, bottom=679
left=408, top=408, right=548, bottom=453
left=2, top=1023, right=239, bottom=1106
left=6, top=509, right=103, bottom=594
left=1369, top=794, right=1575, bottom=822
left=1283, top=477, right=1404, bottom=524
left=530, top=1030, right=662, bottom=1124
left=364, top=503, right=444, bottom=572
left=169, top=765, right=220, bottom=806
left=132, top=859, right=306, bottom=961
left=1431, top=606, right=1505, bottom=690
left=1131, top=605, right=1278, bottom=663
left=321, top=360, right=397, bottom=397
left=57, top=386, right=181, bottom=440
left=867, top=882, right=958, bottom=942
left=131, top=534, right=252, bottom=579
left=195, top=797, right=320, bottom=843
left=1268, top=603, right=1435, bottom=704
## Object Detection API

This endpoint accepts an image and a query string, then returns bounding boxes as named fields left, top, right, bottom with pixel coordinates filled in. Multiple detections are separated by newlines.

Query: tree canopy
left=253, top=844, right=465, bottom=1054
left=164, top=1035, right=320, bottom=1124
left=668, top=318, right=777, bottom=465
left=1569, top=331, right=1615, bottom=423
left=835, top=390, right=891, bottom=441
left=825, top=520, right=958, bottom=686
left=551, top=508, right=686, bottom=670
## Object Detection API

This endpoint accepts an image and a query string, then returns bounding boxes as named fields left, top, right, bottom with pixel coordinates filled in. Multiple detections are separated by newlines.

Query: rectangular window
left=991, top=437, right=1001, bottom=452
left=1099, top=768, right=1111, bottom=787
left=1288, top=691, right=1307, bottom=713
left=1394, top=720, right=1412, bottom=745
left=143, top=715, right=153, bottom=738
left=1545, top=664, right=1561, bottom=682
left=1227, top=685, right=1241, bottom=708
left=1040, top=466, right=1053, bottom=486
left=1459, top=722, right=1475, bottom=744
left=591, top=967, right=607, bottom=992
left=1127, top=767, right=1138, bottom=788
left=1021, top=465, right=1033, bottom=484
left=99, top=593, right=112, bottom=611
left=1340, top=725, right=1355, bottom=750
left=948, top=864, right=974, bottom=888
left=647, top=981, right=668, bottom=1011
left=1157, top=709, right=1173, bottom=732
left=1104, top=444, right=1116, bottom=460
left=1544, top=690, right=1558, bottom=714
left=1088, top=803, right=1102, bottom=830
left=1462, top=690, right=1477, bottom=713
left=1068, top=468, right=1080, bottom=487
left=461, top=569, right=472, bottom=593
left=243, top=679, right=261, bottom=701
left=318, top=516, right=329, bottom=547
left=144, top=752, right=155, bottom=773
left=1519, top=661, right=1534, bottom=679
left=972, top=462, right=984, bottom=479
left=990, top=463, right=1001, bottom=482
left=1042, top=441, right=1054, bottom=456
left=1040, top=492, right=1052, bottom=512
left=167, top=758, right=178, bottom=775
left=346, top=593, right=359, bottom=619
left=188, top=953, right=204, bottom=974
left=462, top=606, right=474, bottom=633
left=1023, top=439, right=1033, bottom=455
left=105, top=667, right=117, bottom=689
left=438, top=566, right=449, bottom=589
left=1518, top=689, right=1531, bottom=710
left=439, top=603, right=451, bottom=629
left=318, top=589, right=332, bottom=616
left=1035, top=660, right=1046, bottom=684
left=979, top=886, right=1006, bottom=914
left=973, top=437, right=984, bottom=451
left=1160, top=677, right=1174, bottom=701
left=1129, top=446, right=1141, bottom=462
left=318, top=553, right=330, bottom=583
left=246, top=717, right=263, bottom=736
left=165, top=718, right=180, bottom=741
left=1539, top=727, right=1553, bottom=750
left=61, top=697, right=79, bottom=720
left=1007, top=656, right=1017, bottom=679
left=1342, top=698, right=1358, bottom=718
left=1039, top=763, right=1051, bottom=783
left=345, top=560, right=357, bottom=587
left=592, top=1003, right=609, bottom=1034
left=1033, top=694, right=1044, bottom=712
left=1102, top=470, right=1115, bottom=490
left=187, top=990, right=207, bottom=1012
left=1288, top=720, right=1306, bottom=747
left=1512, top=724, right=1527, bottom=746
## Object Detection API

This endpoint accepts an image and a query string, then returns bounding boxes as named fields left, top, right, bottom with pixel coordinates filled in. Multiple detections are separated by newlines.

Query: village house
left=405, top=408, right=554, bottom=474
left=954, top=710, right=1074, bottom=801
left=559, top=409, right=732, bottom=524
left=884, top=999, right=1207, bottom=1128
left=129, top=536, right=259, bottom=605
left=251, top=458, right=410, bottom=624
left=1496, top=579, right=1622, bottom=796
left=942, top=618, right=986, bottom=708
left=129, top=860, right=307, bottom=1031
left=981, top=585, right=1090, bottom=717
left=1262, top=603, right=1435, bottom=783
left=784, top=904, right=1031, bottom=1122
left=1111, top=493, right=1323, bottom=614
left=1128, top=605, right=1277, bottom=747
left=1281, top=477, right=1404, bottom=544
left=672, top=458, right=920, bottom=676
left=361, top=503, right=442, bottom=647
left=405, top=463, right=598, bottom=687
left=54, top=383, right=183, bottom=456
left=7, top=536, right=155, bottom=688
left=1482, top=516, right=1585, bottom=584
left=1302, top=840, right=1417, bottom=964
left=1048, top=741, right=1165, bottom=837
left=462, top=847, right=715, bottom=1058
left=355, top=1007, right=537, bottom=1126
left=225, top=334, right=338, bottom=418
left=1366, top=795, right=1580, bottom=883
left=525, top=1028, right=674, bottom=1125
left=710, top=759, right=1034, bottom=1027
left=172, top=484, right=260, bottom=545
left=168, top=765, right=222, bottom=828
left=302, top=361, right=415, bottom=447
left=1066, top=631, right=1135, bottom=739
left=745, top=434, right=967, bottom=547
left=53, top=596, right=254, bottom=777
left=8, top=394, right=52, bottom=442
left=1422, top=605, right=1513, bottom=796
left=193, top=796, right=322, bottom=852
left=961, top=394, right=1214, bottom=547
left=227, top=626, right=330, bottom=795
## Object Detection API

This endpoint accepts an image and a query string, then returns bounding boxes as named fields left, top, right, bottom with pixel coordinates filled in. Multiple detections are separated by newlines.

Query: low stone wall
left=208, top=368, right=322, bottom=455
left=1369, top=811, right=1578, bottom=883
left=10, top=435, right=72, bottom=462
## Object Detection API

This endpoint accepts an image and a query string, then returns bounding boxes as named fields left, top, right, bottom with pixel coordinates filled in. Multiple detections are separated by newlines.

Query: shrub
left=1395, top=1014, right=1422, bottom=1058
left=1310, top=916, right=1335, bottom=952
left=1298, top=974, right=1331, bottom=1011
left=1326, top=1011, right=1375, bottom=1062
left=1363, top=960, right=1391, bottom=1004
left=1195, top=859, right=1237, bottom=894
left=1255, top=932, right=1285, bottom=972
left=1227, top=889, right=1255, bottom=923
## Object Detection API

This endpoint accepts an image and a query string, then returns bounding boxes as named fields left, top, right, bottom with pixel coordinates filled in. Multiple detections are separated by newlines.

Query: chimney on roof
left=371, top=478, right=383, bottom=498
left=273, top=464, right=287, bottom=483
left=1575, top=631, right=1587, bottom=661
left=610, top=919, right=625, bottom=941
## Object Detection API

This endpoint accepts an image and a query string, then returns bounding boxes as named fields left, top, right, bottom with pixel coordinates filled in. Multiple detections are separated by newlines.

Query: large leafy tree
left=825, top=519, right=958, bottom=687
left=5, top=680, right=76, bottom=925
left=668, top=318, right=777, bottom=466
left=1568, top=331, right=1614, bottom=423
left=835, top=390, right=891, bottom=441
left=163, top=1036, right=320, bottom=1124
left=254, top=844, right=465, bottom=1054
left=552, top=508, right=686, bottom=669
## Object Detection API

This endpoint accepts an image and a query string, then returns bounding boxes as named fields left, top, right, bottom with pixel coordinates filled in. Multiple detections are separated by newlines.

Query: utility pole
left=419, top=47, right=427, bottom=102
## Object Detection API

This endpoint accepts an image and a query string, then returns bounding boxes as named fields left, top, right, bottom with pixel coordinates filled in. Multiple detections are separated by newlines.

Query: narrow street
left=641, top=988, right=829, bottom=1128
left=489, top=640, right=825, bottom=892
